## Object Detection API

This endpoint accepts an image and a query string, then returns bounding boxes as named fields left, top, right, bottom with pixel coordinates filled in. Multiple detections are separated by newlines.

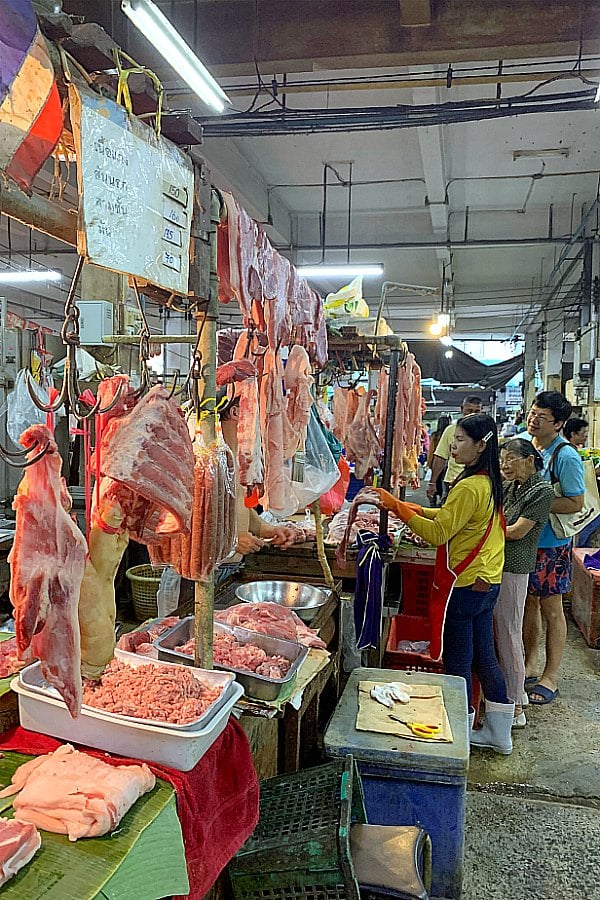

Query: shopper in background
left=367, top=414, right=514, bottom=754
left=427, top=396, right=483, bottom=503
left=563, top=417, right=588, bottom=450
left=427, top=415, right=451, bottom=506
left=524, top=392, right=585, bottom=705
left=497, top=439, right=554, bottom=727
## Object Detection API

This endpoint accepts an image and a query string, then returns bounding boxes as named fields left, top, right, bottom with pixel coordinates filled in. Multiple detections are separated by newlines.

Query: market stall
left=0, top=3, right=350, bottom=894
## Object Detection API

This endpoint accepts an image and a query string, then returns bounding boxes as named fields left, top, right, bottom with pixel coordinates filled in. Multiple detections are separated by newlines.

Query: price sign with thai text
left=70, top=86, right=193, bottom=294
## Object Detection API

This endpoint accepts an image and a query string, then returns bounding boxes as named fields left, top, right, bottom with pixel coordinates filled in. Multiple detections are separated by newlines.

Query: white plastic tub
left=20, top=657, right=235, bottom=732
left=12, top=676, right=244, bottom=772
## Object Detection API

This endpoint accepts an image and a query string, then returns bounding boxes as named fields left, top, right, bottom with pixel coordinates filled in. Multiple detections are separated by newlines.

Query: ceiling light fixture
left=444, top=349, right=454, bottom=359
left=297, top=264, right=384, bottom=278
left=512, top=148, right=570, bottom=160
left=121, top=0, right=230, bottom=113
left=439, top=335, right=453, bottom=347
left=0, top=270, right=61, bottom=284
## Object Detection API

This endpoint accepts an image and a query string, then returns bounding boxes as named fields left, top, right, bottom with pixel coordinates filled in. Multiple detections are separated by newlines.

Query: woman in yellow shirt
left=366, top=413, right=514, bottom=754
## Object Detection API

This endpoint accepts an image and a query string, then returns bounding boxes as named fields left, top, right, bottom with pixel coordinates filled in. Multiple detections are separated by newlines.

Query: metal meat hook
left=26, top=256, right=126, bottom=421
left=132, top=280, right=152, bottom=400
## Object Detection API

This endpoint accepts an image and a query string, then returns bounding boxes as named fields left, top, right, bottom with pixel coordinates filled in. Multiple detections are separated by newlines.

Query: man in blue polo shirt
left=523, top=391, right=585, bottom=705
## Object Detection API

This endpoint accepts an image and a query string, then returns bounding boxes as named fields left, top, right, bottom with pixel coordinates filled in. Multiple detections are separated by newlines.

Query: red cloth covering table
left=0, top=719, right=259, bottom=900
left=572, top=548, right=600, bottom=649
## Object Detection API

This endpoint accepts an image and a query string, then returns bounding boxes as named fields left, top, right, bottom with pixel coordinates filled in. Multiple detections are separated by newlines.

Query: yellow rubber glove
left=372, top=489, right=421, bottom=522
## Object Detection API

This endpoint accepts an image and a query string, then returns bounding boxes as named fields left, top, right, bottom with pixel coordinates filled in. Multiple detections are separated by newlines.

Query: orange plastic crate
left=384, top=614, right=444, bottom=673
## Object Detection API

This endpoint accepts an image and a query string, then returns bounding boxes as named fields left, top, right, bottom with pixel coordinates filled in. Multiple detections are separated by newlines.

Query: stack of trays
left=156, top=618, right=308, bottom=702
left=12, top=655, right=243, bottom=771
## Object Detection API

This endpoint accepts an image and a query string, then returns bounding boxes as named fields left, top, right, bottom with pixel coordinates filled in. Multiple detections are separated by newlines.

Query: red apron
left=429, top=514, right=497, bottom=661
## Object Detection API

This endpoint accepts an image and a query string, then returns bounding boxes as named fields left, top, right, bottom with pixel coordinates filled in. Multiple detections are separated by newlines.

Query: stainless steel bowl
left=234, top=581, right=330, bottom=621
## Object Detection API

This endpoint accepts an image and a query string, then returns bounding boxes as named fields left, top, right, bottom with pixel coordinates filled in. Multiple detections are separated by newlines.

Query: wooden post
left=312, top=498, right=336, bottom=592
left=192, top=183, right=220, bottom=669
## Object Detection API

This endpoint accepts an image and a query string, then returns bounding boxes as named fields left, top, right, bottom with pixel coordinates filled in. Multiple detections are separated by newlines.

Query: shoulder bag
left=548, top=443, right=600, bottom=539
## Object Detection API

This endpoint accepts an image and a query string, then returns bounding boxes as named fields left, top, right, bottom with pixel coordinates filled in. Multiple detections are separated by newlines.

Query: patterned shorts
left=528, top=544, right=573, bottom=599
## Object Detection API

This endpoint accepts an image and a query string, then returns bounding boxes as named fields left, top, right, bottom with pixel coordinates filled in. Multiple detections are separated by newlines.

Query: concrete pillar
left=523, top=330, right=538, bottom=410
left=542, top=307, right=564, bottom=392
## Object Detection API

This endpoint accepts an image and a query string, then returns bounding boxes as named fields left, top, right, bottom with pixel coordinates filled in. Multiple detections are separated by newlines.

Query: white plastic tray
left=12, top=677, right=244, bottom=772
left=19, top=656, right=235, bottom=732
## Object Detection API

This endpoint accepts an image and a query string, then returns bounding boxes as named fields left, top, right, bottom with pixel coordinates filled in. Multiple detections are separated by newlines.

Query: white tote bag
left=549, top=445, right=600, bottom=539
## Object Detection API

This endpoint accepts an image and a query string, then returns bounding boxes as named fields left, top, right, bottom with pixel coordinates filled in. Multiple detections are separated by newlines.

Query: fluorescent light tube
left=0, top=270, right=61, bottom=283
left=121, top=0, right=230, bottom=114
left=439, top=335, right=453, bottom=346
left=596, top=83, right=600, bottom=103
left=296, top=264, right=384, bottom=278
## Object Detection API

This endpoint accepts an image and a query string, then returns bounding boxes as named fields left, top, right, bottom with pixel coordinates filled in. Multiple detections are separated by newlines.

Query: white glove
left=370, top=682, right=411, bottom=708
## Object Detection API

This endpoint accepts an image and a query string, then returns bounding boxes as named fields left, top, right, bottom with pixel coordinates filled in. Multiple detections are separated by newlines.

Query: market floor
left=463, top=617, right=600, bottom=900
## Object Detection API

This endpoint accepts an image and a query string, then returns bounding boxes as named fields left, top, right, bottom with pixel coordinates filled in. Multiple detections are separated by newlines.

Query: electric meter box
left=78, top=301, right=114, bottom=345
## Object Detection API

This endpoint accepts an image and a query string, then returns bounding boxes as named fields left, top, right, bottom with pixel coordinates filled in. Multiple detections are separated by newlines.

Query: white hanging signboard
left=69, top=86, right=193, bottom=294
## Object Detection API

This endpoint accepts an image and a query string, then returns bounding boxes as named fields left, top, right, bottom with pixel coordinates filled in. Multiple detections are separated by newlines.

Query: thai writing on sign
left=71, top=86, right=193, bottom=294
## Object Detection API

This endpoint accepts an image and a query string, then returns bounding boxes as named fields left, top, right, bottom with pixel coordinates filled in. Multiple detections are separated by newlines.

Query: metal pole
left=193, top=186, right=220, bottom=670
left=379, top=348, right=400, bottom=537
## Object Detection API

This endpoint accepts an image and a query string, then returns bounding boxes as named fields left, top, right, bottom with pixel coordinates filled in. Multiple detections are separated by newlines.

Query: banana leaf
left=0, top=752, right=188, bottom=899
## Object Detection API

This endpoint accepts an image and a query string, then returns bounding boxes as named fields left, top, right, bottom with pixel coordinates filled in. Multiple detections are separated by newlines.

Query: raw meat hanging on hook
left=8, top=425, right=87, bottom=717
left=282, top=344, right=313, bottom=459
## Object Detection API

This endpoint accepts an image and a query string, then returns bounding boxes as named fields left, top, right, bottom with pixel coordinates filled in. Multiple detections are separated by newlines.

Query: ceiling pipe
left=283, top=237, right=598, bottom=252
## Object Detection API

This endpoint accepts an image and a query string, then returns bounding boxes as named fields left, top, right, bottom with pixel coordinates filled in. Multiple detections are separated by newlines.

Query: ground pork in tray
left=82, top=659, right=223, bottom=726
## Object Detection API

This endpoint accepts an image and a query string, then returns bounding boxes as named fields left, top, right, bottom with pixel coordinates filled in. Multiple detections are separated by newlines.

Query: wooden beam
left=399, top=0, right=432, bottom=27
left=72, top=0, right=600, bottom=77
left=0, top=184, right=77, bottom=247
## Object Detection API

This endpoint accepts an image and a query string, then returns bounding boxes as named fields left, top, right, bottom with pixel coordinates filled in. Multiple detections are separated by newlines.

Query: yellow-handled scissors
left=388, top=714, right=441, bottom=738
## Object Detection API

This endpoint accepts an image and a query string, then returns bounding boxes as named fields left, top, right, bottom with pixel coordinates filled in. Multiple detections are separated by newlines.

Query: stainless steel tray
left=156, top=617, right=308, bottom=702
left=19, top=657, right=235, bottom=731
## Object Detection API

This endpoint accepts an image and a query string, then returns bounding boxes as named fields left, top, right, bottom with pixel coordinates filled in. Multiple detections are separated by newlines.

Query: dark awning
left=409, top=340, right=523, bottom=391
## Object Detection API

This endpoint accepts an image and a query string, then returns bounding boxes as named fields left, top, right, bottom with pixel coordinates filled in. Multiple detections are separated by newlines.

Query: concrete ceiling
left=4, top=0, right=600, bottom=346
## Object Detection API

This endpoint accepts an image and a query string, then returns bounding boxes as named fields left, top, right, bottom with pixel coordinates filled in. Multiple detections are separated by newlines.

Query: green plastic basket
left=126, top=564, right=167, bottom=621
left=228, top=756, right=366, bottom=900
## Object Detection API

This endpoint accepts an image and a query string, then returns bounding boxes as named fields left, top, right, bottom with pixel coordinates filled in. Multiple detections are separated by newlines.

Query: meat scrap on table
left=82, top=659, right=223, bottom=725
left=116, top=617, right=181, bottom=658
left=0, top=637, right=27, bottom=679
left=0, top=817, right=41, bottom=886
left=0, top=744, right=155, bottom=842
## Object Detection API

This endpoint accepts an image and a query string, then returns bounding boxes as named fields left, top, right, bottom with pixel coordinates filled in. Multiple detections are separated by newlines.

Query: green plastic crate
left=229, top=756, right=366, bottom=900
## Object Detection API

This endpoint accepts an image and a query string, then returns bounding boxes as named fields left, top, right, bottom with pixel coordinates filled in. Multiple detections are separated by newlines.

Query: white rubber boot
left=468, top=709, right=475, bottom=730
left=469, top=699, right=515, bottom=755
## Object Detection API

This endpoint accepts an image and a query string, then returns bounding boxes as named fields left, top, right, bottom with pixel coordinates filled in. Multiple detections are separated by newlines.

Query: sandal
left=524, top=676, right=539, bottom=689
left=528, top=684, right=559, bottom=705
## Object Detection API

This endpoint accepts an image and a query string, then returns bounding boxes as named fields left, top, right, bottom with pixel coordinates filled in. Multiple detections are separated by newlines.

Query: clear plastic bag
left=272, top=408, right=341, bottom=518
left=6, top=369, right=61, bottom=446
left=156, top=566, right=181, bottom=617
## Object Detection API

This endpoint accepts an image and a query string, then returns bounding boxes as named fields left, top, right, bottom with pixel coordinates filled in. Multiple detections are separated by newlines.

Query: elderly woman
left=497, top=439, right=554, bottom=727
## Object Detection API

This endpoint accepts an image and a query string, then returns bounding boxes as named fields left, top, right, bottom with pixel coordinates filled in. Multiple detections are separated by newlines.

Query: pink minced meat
left=176, top=631, right=292, bottom=680
left=82, top=659, right=222, bottom=725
